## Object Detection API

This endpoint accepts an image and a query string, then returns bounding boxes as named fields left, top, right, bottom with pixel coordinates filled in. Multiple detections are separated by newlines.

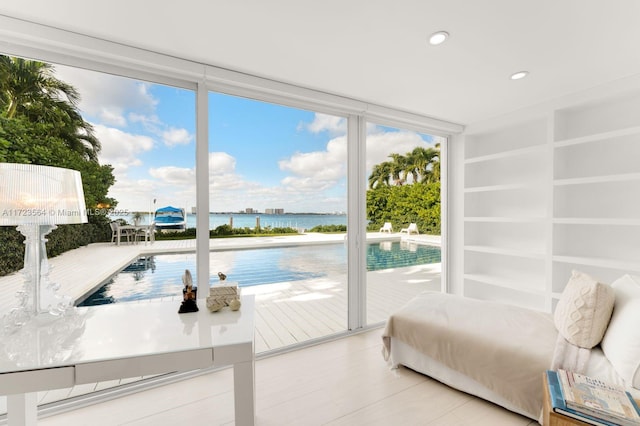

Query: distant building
left=191, top=206, right=196, bottom=214
left=245, top=208, right=257, bottom=214
left=265, top=208, right=285, bottom=214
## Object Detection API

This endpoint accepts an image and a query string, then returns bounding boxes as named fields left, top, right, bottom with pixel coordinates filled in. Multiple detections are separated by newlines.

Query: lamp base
left=11, top=224, right=72, bottom=323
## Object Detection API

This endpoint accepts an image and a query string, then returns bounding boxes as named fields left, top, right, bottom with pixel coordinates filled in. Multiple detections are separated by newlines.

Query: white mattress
left=389, top=337, right=534, bottom=419
left=389, top=337, right=638, bottom=421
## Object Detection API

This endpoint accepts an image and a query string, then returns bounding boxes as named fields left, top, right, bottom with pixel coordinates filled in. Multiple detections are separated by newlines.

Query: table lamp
left=0, top=163, right=87, bottom=323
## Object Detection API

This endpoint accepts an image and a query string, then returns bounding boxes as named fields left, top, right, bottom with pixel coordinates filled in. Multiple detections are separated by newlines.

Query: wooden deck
left=0, top=233, right=441, bottom=414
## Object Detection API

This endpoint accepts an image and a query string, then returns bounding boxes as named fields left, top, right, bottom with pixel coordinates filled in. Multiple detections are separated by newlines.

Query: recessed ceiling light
left=510, top=71, right=529, bottom=80
left=429, top=31, right=449, bottom=45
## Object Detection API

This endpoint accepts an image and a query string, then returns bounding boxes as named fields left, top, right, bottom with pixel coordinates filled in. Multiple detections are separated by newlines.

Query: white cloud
left=55, top=65, right=157, bottom=128
left=365, top=130, right=436, bottom=174
left=149, top=166, right=195, bottom=186
left=129, top=112, right=161, bottom=126
left=209, top=152, right=236, bottom=175
left=163, top=127, right=193, bottom=147
left=279, top=136, right=347, bottom=192
left=300, top=113, right=347, bottom=135
left=94, top=124, right=154, bottom=172
left=98, top=109, right=127, bottom=127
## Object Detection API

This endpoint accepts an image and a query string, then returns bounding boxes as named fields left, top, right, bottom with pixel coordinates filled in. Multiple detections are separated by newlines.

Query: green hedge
left=0, top=220, right=111, bottom=277
left=153, top=225, right=300, bottom=241
left=366, top=182, right=440, bottom=235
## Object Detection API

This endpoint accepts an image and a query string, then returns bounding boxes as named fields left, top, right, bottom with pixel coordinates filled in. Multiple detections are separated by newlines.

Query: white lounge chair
left=400, top=223, right=419, bottom=234
left=379, top=222, right=393, bottom=233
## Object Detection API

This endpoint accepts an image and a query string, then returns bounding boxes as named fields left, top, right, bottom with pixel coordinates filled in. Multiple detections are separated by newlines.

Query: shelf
left=553, top=218, right=640, bottom=226
left=553, top=172, right=640, bottom=186
left=464, top=183, right=534, bottom=193
left=552, top=255, right=640, bottom=273
left=464, top=245, right=545, bottom=260
left=465, top=216, right=547, bottom=223
left=463, top=273, right=544, bottom=295
left=554, top=125, right=640, bottom=147
left=464, top=144, right=546, bottom=164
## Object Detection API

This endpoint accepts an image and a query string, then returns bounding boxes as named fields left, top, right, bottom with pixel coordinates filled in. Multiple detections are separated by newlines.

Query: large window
left=365, top=123, right=444, bottom=324
left=208, top=92, right=349, bottom=352
left=0, top=47, right=450, bottom=414
left=0, top=54, right=196, bottom=412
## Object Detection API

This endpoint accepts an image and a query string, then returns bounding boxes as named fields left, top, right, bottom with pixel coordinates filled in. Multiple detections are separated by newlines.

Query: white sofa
left=382, top=272, right=640, bottom=422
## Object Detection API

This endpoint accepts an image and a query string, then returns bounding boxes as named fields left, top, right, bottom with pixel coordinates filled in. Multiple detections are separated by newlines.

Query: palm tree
left=0, top=55, right=101, bottom=161
left=428, top=143, right=441, bottom=183
left=387, top=153, right=407, bottom=185
left=408, top=146, right=438, bottom=183
left=368, top=162, right=393, bottom=189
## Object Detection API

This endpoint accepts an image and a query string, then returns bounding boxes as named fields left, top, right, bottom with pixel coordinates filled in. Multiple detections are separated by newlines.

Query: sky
left=54, top=64, right=442, bottom=214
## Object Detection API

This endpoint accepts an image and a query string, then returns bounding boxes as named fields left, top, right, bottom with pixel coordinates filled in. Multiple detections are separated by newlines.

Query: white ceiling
left=1, top=0, right=640, bottom=126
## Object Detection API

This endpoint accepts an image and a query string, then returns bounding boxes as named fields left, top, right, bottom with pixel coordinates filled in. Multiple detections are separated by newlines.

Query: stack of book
left=546, top=369, right=640, bottom=426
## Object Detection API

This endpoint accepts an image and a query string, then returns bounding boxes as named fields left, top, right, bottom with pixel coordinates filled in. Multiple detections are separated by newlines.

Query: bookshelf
left=551, top=91, right=640, bottom=306
left=462, top=89, right=640, bottom=312
left=463, top=117, right=549, bottom=310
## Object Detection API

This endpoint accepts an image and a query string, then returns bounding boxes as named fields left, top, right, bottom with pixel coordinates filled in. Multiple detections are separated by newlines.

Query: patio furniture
left=135, top=223, right=156, bottom=245
left=400, top=223, right=419, bottom=234
left=379, top=222, right=393, bottom=233
left=110, top=222, right=133, bottom=245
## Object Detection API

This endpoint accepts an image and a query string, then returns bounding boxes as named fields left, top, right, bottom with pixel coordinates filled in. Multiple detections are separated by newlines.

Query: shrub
left=308, top=224, right=347, bottom=233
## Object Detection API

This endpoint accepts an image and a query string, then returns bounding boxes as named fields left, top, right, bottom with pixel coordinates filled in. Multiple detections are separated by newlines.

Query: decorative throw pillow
left=554, top=270, right=615, bottom=349
left=601, top=274, right=640, bottom=389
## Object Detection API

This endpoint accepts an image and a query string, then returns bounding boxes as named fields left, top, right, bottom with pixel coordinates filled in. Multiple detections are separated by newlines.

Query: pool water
left=78, top=241, right=441, bottom=306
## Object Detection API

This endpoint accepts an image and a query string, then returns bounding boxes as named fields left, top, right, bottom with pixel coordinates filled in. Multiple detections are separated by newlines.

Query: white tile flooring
left=31, top=328, right=538, bottom=426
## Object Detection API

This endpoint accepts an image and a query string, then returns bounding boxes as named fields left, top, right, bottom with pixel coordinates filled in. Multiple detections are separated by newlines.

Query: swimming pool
left=78, top=241, right=441, bottom=306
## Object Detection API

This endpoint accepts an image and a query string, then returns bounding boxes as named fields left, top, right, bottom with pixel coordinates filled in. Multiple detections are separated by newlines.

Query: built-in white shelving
left=465, top=217, right=546, bottom=223
left=550, top=90, right=640, bottom=295
left=463, top=117, right=549, bottom=310
left=464, top=245, right=545, bottom=260
left=554, top=125, right=640, bottom=148
left=463, top=273, right=544, bottom=295
left=462, top=89, right=640, bottom=312
left=463, top=144, right=547, bottom=164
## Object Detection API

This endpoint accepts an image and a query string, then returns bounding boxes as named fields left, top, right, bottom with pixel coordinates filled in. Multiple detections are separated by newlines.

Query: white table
left=0, top=295, right=255, bottom=425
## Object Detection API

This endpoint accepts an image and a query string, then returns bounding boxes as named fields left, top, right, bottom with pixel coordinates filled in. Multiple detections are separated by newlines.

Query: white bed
left=382, top=286, right=639, bottom=422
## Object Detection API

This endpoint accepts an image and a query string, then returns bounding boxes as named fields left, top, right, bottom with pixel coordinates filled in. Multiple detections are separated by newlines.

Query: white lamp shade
left=0, top=163, right=88, bottom=226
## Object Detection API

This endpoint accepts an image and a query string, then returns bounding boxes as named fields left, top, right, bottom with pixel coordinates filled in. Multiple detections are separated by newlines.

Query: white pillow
left=554, top=270, right=615, bottom=349
left=601, top=274, right=640, bottom=390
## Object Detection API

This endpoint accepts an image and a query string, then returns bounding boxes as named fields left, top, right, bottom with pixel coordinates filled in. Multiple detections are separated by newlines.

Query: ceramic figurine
left=218, top=272, right=227, bottom=281
left=178, top=269, right=199, bottom=313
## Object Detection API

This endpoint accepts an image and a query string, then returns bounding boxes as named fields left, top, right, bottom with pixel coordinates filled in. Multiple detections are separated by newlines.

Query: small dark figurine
left=178, top=269, right=199, bottom=313
left=218, top=272, right=227, bottom=281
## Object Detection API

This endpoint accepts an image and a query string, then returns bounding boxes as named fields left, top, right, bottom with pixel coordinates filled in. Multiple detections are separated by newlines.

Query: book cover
left=547, top=370, right=616, bottom=426
left=557, top=369, right=640, bottom=426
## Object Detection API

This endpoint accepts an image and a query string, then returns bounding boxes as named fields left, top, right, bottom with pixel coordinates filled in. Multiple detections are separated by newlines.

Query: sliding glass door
left=208, top=92, right=349, bottom=352
left=365, top=122, right=444, bottom=324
